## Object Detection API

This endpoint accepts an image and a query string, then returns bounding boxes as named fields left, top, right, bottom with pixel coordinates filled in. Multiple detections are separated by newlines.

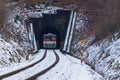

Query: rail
left=0, top=50, right=47, bottom=79
left=26, top=50, right=59, bottom=80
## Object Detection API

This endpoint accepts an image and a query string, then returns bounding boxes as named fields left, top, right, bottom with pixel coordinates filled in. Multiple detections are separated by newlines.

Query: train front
left=43, top=33, right=57, bottom=49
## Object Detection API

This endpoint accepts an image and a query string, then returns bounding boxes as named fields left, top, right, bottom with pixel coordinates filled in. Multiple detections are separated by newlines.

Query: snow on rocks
left=84, top=38, right=120, bottom=80
left=0, top=35, right=25, bottom=68
left=0, top=2, right=32, bottom=67
left=23, top=4, right=63, bottom=18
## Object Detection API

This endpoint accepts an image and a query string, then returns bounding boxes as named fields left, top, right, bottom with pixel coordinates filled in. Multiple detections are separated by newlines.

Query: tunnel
left=29, top=10, right=71, bottom=50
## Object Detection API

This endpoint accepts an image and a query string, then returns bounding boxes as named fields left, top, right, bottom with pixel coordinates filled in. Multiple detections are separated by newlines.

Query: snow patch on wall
left=23, top=4, right=63, bottom=18
left=0, top=4, right=32, bottom=67
left=0, top=35, right=25, bottom=68
left=84, top=38, right=120, bottom=80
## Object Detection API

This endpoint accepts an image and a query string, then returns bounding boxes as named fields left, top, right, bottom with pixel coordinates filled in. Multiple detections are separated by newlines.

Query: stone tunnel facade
left=29, top=10, right=71, bottom=50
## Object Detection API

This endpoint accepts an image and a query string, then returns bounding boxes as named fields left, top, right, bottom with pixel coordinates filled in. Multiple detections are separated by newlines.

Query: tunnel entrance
left=29, top=10, right=71, bottom=50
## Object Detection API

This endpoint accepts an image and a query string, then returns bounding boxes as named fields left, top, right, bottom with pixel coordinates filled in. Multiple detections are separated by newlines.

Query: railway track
left=0, top=50, right=47, bottom=79
left=26, top=50, right=59, bottom=80
left=1, top=50, right=59, bottom=80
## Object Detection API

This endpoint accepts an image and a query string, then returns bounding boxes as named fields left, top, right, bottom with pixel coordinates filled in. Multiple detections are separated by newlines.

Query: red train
left=43, top=33, right=56, bottom=48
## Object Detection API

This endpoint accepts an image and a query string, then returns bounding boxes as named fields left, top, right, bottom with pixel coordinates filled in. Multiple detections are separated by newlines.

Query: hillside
left=0, top=0, right=120, bottom=80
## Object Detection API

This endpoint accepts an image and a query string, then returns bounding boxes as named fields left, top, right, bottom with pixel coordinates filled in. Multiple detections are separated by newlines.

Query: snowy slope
left=0, top=35, right=25, bottom=68
left=1, top=49, right=103, bottom=80
left=70, top=10, right=120, bottom=80
left=84, top=38, right=120, bottom=80
left=0, top=3, right=32, bottom=68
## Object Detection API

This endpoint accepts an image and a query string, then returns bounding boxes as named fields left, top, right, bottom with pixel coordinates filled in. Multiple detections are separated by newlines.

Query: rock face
left=71, top=13, right=120, bottom=79
left=0, top=3, right=32, bottom=67
left=83, top=38, right=120, bottom=80
left=70, top=0, right=120, bottom=79
left=71, top=28, right=120, bottom=80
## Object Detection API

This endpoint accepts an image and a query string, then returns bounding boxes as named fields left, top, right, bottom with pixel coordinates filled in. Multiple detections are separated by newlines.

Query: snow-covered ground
left=37, top=50, right=103, bottom=80
left=1, top=49, right=103, bottom=80
left=0, top=50, right=45, bottom=75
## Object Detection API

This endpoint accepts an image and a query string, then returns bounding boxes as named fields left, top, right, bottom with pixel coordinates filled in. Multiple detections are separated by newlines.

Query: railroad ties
left=26, top=50, right=59, bottom=80
left=0, top=50, right=59, bottom=80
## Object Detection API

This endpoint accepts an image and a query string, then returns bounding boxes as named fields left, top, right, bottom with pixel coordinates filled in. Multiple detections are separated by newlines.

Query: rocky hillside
left=70, top=0, right=120, bottom=79
left=83, top=36, right=120, bottom=80
left=0, top=1, right=32, bottom=67
left=0, top=0, right=120, bottom=79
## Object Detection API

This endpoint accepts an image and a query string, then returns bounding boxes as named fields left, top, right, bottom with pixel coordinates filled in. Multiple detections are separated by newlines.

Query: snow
left=67, top=12, right=76, bottom=52
left=71, top=9, right=120, bottom=80
left=0, top=36, right=25, bottom=68
left=63, top=11, right=77, bottom=53
left=1, top=2, right=115, bottom=79
left=1, top=49, right=103, bottom=80
left=0, top=50, right=45, bottom=75
left=2, top=50, right=56, bottom=80
left=63, top=11, right=73, bottom=51
left=0, top=3, right=32, bottom=68
left=29, top=23, right=37, bottom=51
left=23, top=4, right=63, bottom=18
left=75, top=13, right=87, bottom=30
left=38, top=50, right=103, bottom=80
left=84, top=38, right=120, bottom=80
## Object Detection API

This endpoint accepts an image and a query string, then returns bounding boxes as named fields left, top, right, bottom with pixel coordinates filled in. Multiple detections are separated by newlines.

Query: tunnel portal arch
left=29, top=10, right=71, bottom=50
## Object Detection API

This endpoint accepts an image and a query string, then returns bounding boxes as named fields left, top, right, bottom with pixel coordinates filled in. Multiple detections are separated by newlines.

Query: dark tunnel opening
left=30, top=10, right=71, bottom=49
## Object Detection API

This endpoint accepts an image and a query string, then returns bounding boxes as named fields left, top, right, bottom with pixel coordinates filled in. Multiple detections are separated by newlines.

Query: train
left=43, top=33, right=56, bottom=48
